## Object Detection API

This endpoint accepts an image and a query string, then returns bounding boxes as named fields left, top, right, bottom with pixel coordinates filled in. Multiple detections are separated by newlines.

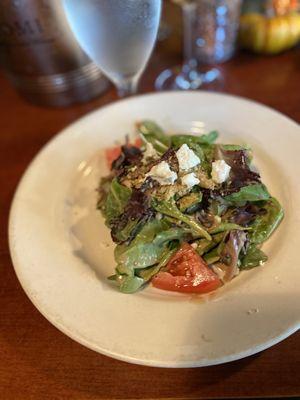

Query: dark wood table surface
left=1, top=36, right=300, bottom=400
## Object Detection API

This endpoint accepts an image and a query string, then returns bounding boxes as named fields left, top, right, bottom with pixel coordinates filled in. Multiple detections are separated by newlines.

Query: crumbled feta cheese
left=191, top=242, right=198, bottom=249
left=176, top=144, right=200, bottom=171
left=146, top=161, right=177, bottom=185
left=181, top=172, right=200, bottom=188
left=142, top=142, right=158, bottom=163
left=155, top=212, right=163, bottom=220
left=211, top=160, right=231, bottom=184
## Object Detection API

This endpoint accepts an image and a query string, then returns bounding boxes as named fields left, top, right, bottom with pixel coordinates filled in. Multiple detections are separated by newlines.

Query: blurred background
left=0, top=0, right=299, bottom=107
left=1, top=2, right=300, bottom=399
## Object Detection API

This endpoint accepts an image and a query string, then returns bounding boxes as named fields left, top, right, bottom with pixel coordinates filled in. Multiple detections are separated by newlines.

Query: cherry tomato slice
left=105, top=138, right=142, bottom=168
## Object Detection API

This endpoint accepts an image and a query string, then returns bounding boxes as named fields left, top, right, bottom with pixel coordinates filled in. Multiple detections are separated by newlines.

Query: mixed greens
left=98, top=121, right=284, bottom=294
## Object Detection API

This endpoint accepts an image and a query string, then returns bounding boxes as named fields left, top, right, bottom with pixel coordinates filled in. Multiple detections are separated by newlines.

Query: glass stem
left=116, top=76, right=139, bottom=97
left=182, top=2, right=197, bottom=71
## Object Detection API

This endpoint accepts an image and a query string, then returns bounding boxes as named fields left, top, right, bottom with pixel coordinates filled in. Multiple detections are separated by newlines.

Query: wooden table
left=1, top=39, right=300, bottom=399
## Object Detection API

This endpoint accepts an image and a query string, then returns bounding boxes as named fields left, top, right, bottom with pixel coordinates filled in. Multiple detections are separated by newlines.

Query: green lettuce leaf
left=115, top=243, right=180, bottom=293
left=177, top=192, right=203, bottom=213
left=119, top=275, right=145, bottom=294
left=115, top=220, right=192, bottom=269
left=137, top=120, right=170, bottom=153
left=223, top=183, right=270, bottom=204
left=129, top=219, right=170, bottom=247
left=200, top=131, right=219, bottom=144
left=249, top=197, right=284, bottom=244
left=171, top=130, right=219, bottom=147
left=137, top=246, right=178, bottom=282
left=209, top=222, right=249, bottom=234
left=240, top=244, right=268, bottom=269
left=196, top=232, right=225, bottom=256
left=103, top=178, right=131, bottom=225
left=203, top=247, right=221, bottom=264
left=108, top=264, right=145, bottom=294
left=152, top=198, right=211, bottom=240
left=221, top=144, right=251, bottom=151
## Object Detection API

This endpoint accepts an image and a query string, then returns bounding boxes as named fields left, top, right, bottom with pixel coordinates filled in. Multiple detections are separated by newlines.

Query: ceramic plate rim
left=8, top=91, right=300, bottom=368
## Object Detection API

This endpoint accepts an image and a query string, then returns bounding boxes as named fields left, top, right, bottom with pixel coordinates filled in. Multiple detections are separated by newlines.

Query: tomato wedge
left=105, top=138, right=142, bottom=168
left=152, top=243, right=222, bottom=294
left=105, top=146, right=122, bottom=168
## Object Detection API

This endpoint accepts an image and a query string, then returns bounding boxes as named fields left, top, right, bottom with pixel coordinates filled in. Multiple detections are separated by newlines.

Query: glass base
left=155, top=64, right=222, bottom=91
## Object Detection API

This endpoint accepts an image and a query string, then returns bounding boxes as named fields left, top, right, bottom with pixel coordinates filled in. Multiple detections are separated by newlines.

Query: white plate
left=9, top=92, right=300, bottom=368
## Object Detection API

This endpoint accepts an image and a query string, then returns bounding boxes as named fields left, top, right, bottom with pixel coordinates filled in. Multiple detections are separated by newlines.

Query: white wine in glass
left=63, top=0, right=162, bottom=96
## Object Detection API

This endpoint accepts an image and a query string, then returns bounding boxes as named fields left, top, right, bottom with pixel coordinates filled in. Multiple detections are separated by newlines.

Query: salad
left=98, top=121, right=284, bottom=294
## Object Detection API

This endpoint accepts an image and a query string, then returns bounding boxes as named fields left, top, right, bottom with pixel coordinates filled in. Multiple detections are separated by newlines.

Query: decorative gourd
left=239, top=12, right=300, bottom=54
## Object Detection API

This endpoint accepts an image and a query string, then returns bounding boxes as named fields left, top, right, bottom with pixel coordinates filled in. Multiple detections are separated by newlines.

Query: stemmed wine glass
left=63, top=0, right=162, bottom=97
left=155, top=0, right=224, bottom=90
